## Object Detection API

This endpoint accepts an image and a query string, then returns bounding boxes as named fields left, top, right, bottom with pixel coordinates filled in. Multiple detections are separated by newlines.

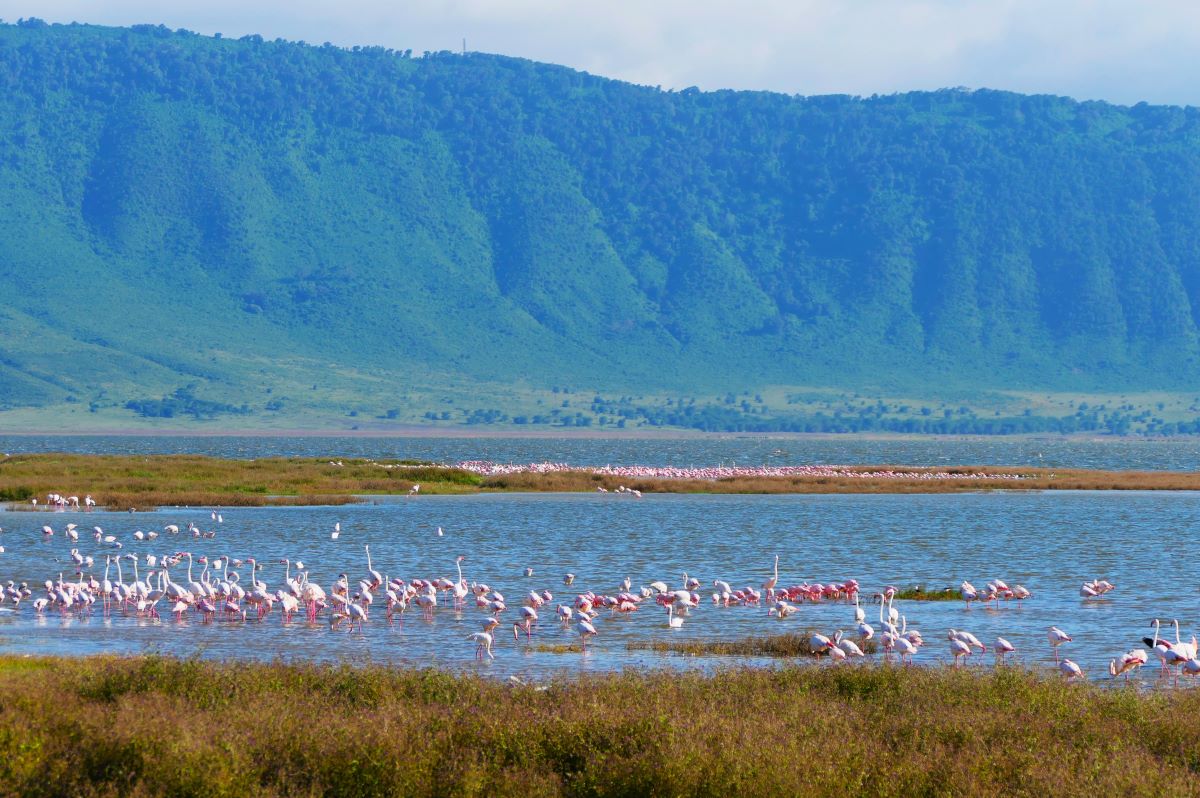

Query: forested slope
left=2, top=20, right=1200, bottom=419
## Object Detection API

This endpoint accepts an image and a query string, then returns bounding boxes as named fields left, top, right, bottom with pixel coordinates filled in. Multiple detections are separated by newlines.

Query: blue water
left=0, top=490, right=1193, bottom=684
left=2, top=433, right=1200, bottom=470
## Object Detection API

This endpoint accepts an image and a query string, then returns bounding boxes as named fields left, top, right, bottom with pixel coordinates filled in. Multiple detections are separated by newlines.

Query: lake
left=0, top=490, right=1193, bottom=683
left=2, top=433, right=1200, bottom=471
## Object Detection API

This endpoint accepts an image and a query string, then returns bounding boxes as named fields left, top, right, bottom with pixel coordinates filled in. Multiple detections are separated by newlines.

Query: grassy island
left=2, top=453, right=1200, bottom=510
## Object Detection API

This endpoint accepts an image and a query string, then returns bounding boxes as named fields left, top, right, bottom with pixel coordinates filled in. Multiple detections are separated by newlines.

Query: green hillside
left=2, top=20, right=1200, bottom=430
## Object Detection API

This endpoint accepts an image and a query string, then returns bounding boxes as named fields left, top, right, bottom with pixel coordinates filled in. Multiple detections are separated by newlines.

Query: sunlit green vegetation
left=626, top=630, right=879, bottom=656
left=3, top=454, right=1200, bottom=509
left=0, top=655, right=1196, bottom=796
left=3, top=21, right=1200, bottom=430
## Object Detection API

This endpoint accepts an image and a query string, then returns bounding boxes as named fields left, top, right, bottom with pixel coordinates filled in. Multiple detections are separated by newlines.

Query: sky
left=1, top=0, right=1199, bottom=106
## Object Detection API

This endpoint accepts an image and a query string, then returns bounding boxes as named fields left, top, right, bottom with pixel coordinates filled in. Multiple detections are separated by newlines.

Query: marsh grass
left=532, top=643, right=584, bottom=654
left=0, top=454, right=482, bottom=509
left=892, top=586, right=961, bottom=601
left=2, top=454, right=1200, bottom=509
left=0, top=655, right=1196, bottom=797
left=627, top=630, right=879, bottom=656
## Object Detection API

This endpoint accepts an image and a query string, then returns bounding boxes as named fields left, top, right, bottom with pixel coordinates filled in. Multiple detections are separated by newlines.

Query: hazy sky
left=2, top=1, right=1199, bottom=106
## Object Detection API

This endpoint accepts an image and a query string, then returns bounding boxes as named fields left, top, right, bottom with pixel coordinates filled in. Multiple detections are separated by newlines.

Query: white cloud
left=2, top=0, right=1200, bottom=105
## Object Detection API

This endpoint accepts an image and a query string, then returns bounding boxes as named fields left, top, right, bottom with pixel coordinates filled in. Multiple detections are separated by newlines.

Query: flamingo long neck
left=284, top=560, right=291, bottom=583
left=773, top=555, right=779, bottom=582
left=1175, top=619, right=1182, bottom=644
left=115, top=559, right=123, bottom=586
left=456, top=559, right=464, bottom=584
left=186, top=555, right=194, bottom=583
left=1152, top=619, right=1161, bottom=648
left=365, top=546, right=372, bottom=572
left=103, top=558, right=111, bottom=582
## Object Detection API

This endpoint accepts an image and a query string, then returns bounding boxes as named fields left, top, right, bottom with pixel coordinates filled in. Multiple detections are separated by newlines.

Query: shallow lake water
left=3, top=433, right=1200, bottom=470
left=0, top=490, right=1195, bottom=685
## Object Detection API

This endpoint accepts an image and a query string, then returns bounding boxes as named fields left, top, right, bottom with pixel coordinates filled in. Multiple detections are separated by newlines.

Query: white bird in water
left=1059, top=658, right=1085, bottom=681
left=1047, top=626, right=1072, bottom=663
left=331, top=522, right=341, bottom=540
left=437, top=527, right=443, bottom=537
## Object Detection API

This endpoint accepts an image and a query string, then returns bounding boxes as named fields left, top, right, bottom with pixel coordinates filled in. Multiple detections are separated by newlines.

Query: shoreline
left=0, top=427, right=1191, bottom=442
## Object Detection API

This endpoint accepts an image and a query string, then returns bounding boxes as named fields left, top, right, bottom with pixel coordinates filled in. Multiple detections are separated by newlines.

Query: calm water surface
left=0, top=491, right=1193, bottom=684
left=2, top=433, right=1200, bottom=470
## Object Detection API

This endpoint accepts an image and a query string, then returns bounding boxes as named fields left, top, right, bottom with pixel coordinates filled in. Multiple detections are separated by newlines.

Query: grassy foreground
left=0, top=656, right=1197, bottom=796
left=3, top=453, right=1200, bottom=509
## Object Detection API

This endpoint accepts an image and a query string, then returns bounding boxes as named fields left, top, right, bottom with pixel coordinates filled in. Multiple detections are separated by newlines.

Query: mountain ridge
left=1, top=20, right=1200, bottom=428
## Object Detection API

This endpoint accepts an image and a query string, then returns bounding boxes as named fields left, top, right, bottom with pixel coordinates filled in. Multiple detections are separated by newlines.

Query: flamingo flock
left=0, top=514, right=1191, bottom=686
left=434, top=461, right=1027, bottom=482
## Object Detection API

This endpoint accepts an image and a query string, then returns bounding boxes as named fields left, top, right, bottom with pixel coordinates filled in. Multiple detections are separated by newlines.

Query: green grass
left=892, top=586, right=962, bottom=601
left=0, top=655, right=1197, bottom=796
left=627, top=629, right=879, bottom=656
left=5, top=453, right=1200, bottom=510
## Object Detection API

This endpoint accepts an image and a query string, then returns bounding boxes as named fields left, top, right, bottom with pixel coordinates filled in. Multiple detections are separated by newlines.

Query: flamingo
left=513, top=606, right=537, bottom=639
left=894, top=634, right=917, bottom=665
left=1047, top=626, right=1072, bottom=663
left=1145, top=619, right=1190, bottom=678
left=453, top=556, right=469, bottom=608
left=364, top=546, right=382, bottom=589
left=950, top=636, right=971, bottom=666
left=994, top=637, right=1016, bottom=664
left=575, top=618, right=598, bottom=650
left=809, top=632, right=834, bottom=658
left=949, top=629, right=986, bottom=657
left=1059, top=658, right=1084, bottom=681
left=1171, top=619, right=1197, bottom=660
left=1109, top=649, right=1148, bottom=679
left=763, top=555, right=779, bottom=599
left=468, top=631, right=494, bottom=659
left=833, top=630, right=865, bottom=659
